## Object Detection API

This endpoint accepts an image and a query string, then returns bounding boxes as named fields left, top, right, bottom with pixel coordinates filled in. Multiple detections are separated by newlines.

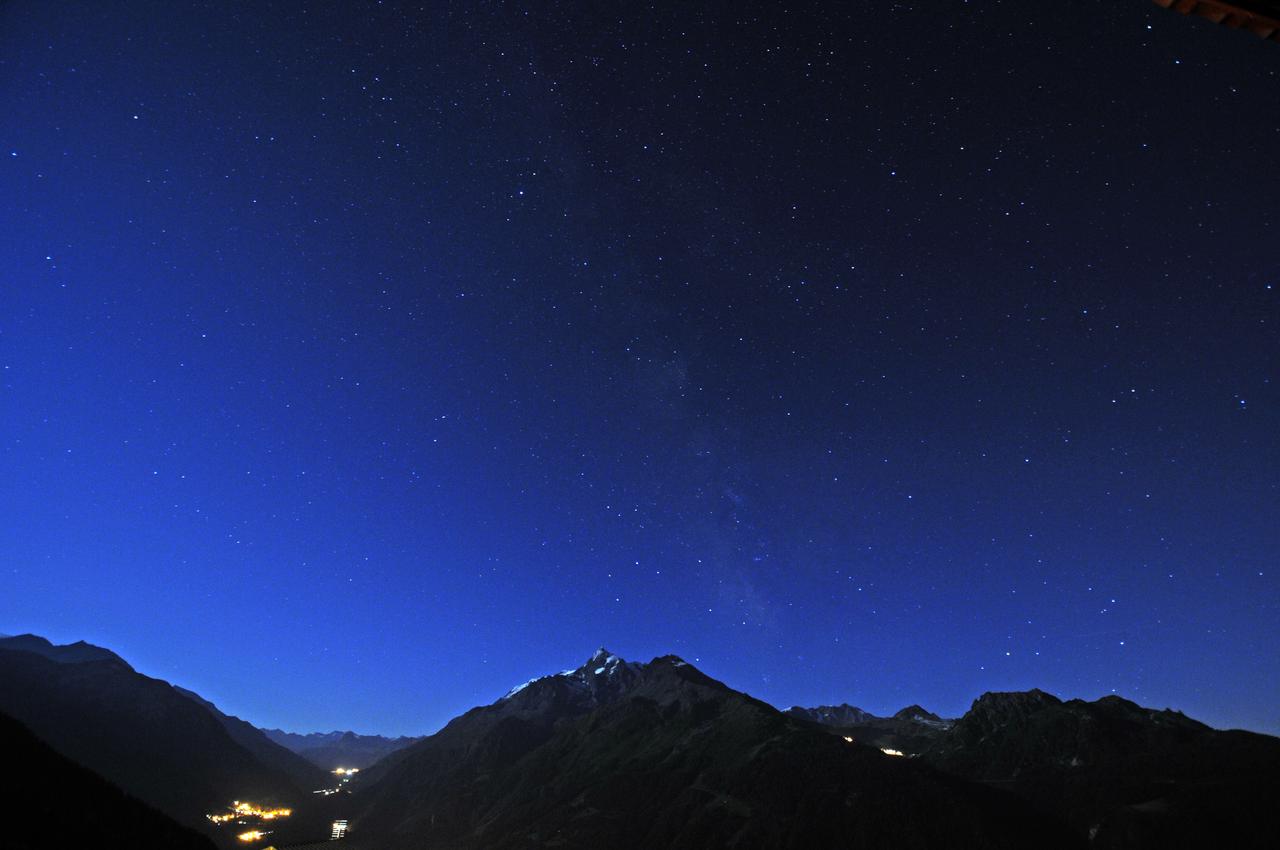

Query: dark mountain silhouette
left=918, top=689, right=1280, bottom=850
left=790, top=687, right=1280, bottom=848
left=262, top=728, right=421, bottom=770
left=346, top=650, right=1081, bottom=849
left=0, top=635, right=312, bottom=830
left=0, top=633, right=128, bottom=666
left=0, top=708, right=216, bottom=850
left=175, top=687, right=328, bottom=789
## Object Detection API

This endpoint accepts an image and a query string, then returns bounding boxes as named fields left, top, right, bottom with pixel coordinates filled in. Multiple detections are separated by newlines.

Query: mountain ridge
left=174, top=686, right=329, bottom=790
left=263, top=727, right=422, bottom=770
left=788, top=685, right=1280, bottom=849
left=0, top=632, right=131, bottom=668
left=0, top=634, right=317, bottom=837
left=347, top=650, right=1082, bottom=849
left=6, top=634, right=1277, bottom=849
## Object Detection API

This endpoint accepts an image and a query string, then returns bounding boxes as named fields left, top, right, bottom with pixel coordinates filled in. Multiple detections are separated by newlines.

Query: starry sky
left=1, top=1, right=1277, bottom=737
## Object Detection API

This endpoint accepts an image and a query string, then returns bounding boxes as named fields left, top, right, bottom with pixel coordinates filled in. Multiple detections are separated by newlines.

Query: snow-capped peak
left=581, top=648, right=627, bottom=674
left=499, top=649, right=641, bottom=703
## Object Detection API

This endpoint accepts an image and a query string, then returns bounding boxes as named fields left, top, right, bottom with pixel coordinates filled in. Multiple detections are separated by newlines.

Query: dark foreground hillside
left=0, top=644, right=308, bottom=826
left=0, top=710, right=216, bottom=850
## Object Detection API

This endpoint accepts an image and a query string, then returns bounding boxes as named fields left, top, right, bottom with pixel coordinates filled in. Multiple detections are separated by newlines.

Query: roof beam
left=1153, top=0, right=1280, bottom=40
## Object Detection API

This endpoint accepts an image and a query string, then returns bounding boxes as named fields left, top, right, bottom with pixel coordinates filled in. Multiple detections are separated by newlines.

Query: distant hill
left=0, top=709, right=217, bottom=850
left=262, top=728, right=421, bottom=770
left=347, top=649, right=1081, bottom=849
left=0, top=634, right=313, bottom=830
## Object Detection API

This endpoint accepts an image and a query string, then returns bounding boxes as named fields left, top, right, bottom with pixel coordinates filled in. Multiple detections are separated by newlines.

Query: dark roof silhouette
left=1154, top=0, right=1280, bottom=40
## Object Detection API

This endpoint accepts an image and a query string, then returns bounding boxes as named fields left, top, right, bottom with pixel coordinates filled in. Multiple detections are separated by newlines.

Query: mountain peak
left=490, top=652, right=740, bottom=717
left=893, top=704, right=944, bottom=723
left=579, top=648, right=628, bottom=673
left=971, top=688, right=1061, bottom=710
left=500, top=649, right=665, bottom=707
left=2, top=634, right=54, bottom=650
left=955, top=688, right=1063, bottom=737
left=580, top=647, right=624, bottom=671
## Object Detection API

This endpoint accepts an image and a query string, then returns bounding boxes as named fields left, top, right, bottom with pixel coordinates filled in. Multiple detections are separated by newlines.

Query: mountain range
left=263, top=728, right=421, bottom=770
left=345, top=649, right=1080, bottom=849
left=785, top=701, right=955, bottom=754
left=3, top=634, right=1278, bottom=849
left=788, top=686, right=1280, bottom=849
left=924, top=689, right=1280, bottom=849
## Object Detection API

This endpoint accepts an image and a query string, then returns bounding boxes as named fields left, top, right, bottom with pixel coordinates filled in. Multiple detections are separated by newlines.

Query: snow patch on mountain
left=499, top=648, right=642, bottom=703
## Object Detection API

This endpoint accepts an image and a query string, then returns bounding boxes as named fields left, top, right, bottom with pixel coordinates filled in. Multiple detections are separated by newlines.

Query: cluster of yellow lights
left=332, top=767, right=360, bottom=776
left=207, top=801, right=292, bottom=829
left=233, top=802, right=292, bottom=819
left=237, top=830, right=265, bottom=843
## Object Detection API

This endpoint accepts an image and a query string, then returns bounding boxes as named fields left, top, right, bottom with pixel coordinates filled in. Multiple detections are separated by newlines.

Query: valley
left=5, top=634, right=1277, bottom=849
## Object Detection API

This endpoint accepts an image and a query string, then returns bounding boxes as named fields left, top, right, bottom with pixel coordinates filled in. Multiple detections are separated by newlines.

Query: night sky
left=2, top=1, right=1277, bottom=737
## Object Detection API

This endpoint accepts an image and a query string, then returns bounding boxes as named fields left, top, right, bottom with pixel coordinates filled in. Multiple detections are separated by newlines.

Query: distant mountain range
left=786, top=702, right=949, bottom=729
left=785, top=701, right=955, bottom=753
left=4, top=635, right=1278, bottom=850
left=263, top=728, right=421, bottom=770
